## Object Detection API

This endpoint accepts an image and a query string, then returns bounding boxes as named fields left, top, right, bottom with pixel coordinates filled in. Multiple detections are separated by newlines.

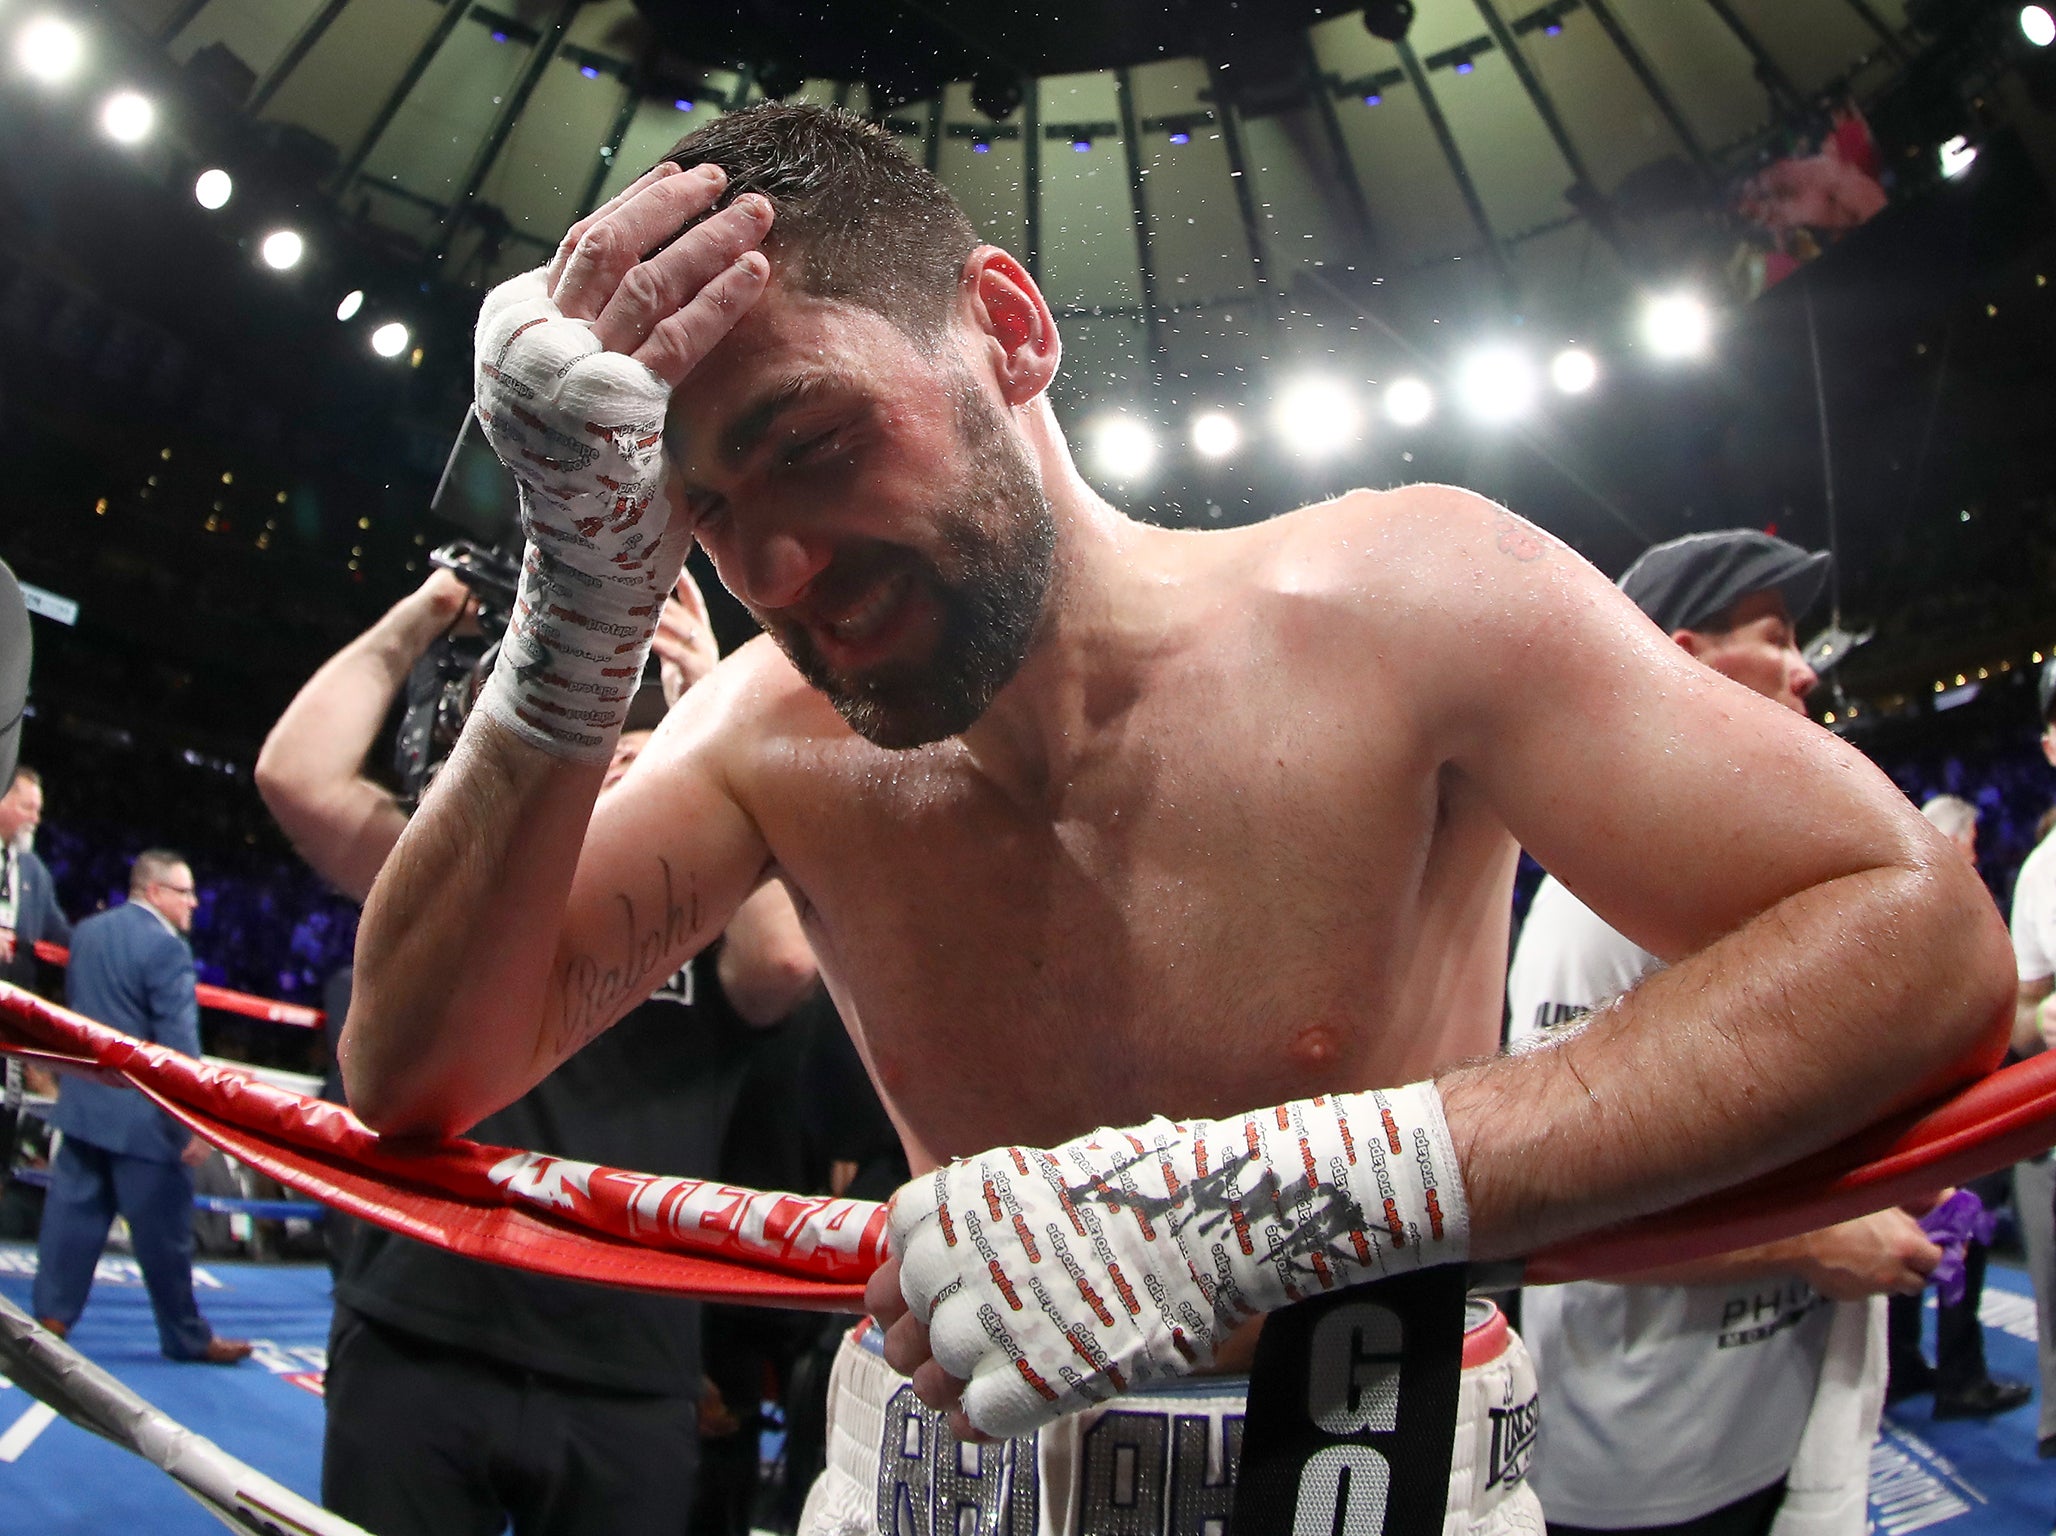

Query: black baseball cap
left=1618, top=529, right=1832, bottom=635
left=2038, top=657, right=2056, bottom=726
left=0, top=558, right=30, bottom=786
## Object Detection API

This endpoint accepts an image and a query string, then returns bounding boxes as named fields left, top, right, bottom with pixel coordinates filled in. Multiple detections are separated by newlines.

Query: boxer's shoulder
left=1187, top=485, right=1580, bottom=677
left=671, top=632, right=888, bottom=775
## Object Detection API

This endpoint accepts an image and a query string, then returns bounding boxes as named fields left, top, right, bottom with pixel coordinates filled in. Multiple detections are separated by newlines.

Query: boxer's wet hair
left=657, top=103, right=979, bottom=342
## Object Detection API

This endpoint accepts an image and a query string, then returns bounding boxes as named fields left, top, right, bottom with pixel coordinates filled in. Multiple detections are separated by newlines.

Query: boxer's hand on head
left=1794, top=1209, right=1943, bottom=1300
left=653, top=569, right=719, bottom=706
left=880, top=1088, right=1468, bottom=1441
left=469, top=164, right=767, bottom=760
left=545, top=162, right=774, bottom=384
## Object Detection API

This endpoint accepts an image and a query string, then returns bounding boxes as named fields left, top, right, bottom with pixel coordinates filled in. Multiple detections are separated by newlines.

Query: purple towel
left=1920, top=1189, right=1998, bottom=1307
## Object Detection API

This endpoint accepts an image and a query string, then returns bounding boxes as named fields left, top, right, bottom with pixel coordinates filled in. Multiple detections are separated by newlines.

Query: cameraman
left=257, top=563, right=818, bottom=1536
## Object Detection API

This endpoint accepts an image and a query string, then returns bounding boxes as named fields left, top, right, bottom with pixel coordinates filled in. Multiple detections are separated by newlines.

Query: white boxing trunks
left=798, top=1299, right=1542, bottom=1536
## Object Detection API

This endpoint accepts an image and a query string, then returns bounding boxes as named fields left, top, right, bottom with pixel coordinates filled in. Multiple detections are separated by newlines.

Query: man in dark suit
left=0, top=765, right=69, bottom=988
left=31, top=848, right=251, bottom=1363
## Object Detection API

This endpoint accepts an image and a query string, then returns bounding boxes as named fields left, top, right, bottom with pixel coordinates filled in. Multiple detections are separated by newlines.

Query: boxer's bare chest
left=749, top=636, right=1517, bottom=1167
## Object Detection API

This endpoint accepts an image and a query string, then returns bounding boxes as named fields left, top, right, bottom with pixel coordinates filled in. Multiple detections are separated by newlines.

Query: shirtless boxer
left=343, top=104, right=2012, bottom=1527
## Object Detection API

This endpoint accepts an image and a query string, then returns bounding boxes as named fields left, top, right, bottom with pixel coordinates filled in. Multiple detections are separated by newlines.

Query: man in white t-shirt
left=1510, top=530, right=1940, bottom=1536
left=2008, top=660, right=2056, bottom=1457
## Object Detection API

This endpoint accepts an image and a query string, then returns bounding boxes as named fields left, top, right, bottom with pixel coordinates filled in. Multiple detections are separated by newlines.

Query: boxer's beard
left=765, top=377, right=1056, bottom=750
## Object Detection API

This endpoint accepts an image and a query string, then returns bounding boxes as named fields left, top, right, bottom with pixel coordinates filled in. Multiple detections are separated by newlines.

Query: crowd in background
left=21, top=709, right=2056, bottom=1044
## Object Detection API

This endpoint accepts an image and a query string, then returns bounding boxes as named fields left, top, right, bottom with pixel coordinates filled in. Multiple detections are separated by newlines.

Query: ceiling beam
left=1114, top=68, right=1165, bottom=376
left=1023, top=77, right=1042, bottom=281
left=1581, top=0, right=1714, bottom=183
left=435, top=1, right=581, bottom=261
left=1393, top=39, right=1513, bottom=294
left=334, top=1, right=476, bottom=196
left=578, top=81, right=647, bottom=219
left=1204, top=62, right=1270, bottom=290
left=248, top=0, right=351, bottom=117
left=156, top=0, right=211, bottom=48
left=1698, top=0, right=1800, bottom=110
left=1300, top=37, right=1378, bottom=265
left=1837, top=0, right=1913, bottom=67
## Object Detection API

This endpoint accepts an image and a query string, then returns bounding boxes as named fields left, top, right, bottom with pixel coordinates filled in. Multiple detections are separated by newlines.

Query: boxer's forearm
left=346, top=716, right=606, bottom=1137
left=1446, top=857, right=2012, bottom=1263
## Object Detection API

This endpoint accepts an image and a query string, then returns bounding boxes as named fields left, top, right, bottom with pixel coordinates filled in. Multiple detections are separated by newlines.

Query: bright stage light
left=1383, top=377, right=1433, bottom=427
left=1938, top=136, right=1978, bottom=179
left=336, top=289, right=365, bottom=322
left=17, top=15, right=84, bottom=83
left=1273, top=378, right=1362, bottom=458
left=100, top=90, right=154, bottom=143
left=1191, top=411, right=1240, bottom=459
left=194, top=168, right=233, bottom=209
left=1641, top=294, right=1711, bottom=360
left=260, top=230, right=305, bottom=271
left=1087, top=414, right=1158, bottom=482
left=371, top=322, right=411, bottom=359
left=1456, top=346, right=1538, bottom=423
left=1551, top=347, right=1598, bottom=394
left=2023, top=6, right=2055, bottom=47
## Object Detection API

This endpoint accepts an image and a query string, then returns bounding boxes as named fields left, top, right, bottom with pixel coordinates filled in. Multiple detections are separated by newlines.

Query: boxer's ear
left=960, top=246, right=1059, bottom=405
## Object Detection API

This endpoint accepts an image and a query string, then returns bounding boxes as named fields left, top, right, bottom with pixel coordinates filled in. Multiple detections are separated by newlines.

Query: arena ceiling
left=123, top=0, right=1926, bottom=410
left=9, top=0, right=2054, bottom=757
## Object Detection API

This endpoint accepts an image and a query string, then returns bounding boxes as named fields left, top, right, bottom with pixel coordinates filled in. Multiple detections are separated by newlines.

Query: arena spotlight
left=17, top=15, right=84, bottom=83
left=1087, top=414, right=1158, bottom=482
left=100, top=90, right=155, bottom=144
left=260, top=230, right=305, bottom=271
left=371, top=322, right=412, bottom=359
left=1550, top=347, right=1598, bottom=394
left=1191, top=411, right=1241, bottom=459
left=1383, top=377, right=1434, bottom=427
left=1362, top=0, right=1417, bottom=43
left=1938, top=135, right=1978, bottom=179
left=193, top=168, right=233, bottom=209
left=1456, top=346, right=1538, bottom=423
left=1640, top=293, right=1711, bottom=359
left=1273, top=378, right=1363, bottom=458
left=2023, top=5, right=2055, bottom=46
left=335, top=289, right=365, bottom=322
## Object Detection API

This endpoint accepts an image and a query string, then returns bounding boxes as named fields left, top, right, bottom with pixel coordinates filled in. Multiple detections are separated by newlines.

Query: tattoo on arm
left=552, top=857, right=699, bottom=1056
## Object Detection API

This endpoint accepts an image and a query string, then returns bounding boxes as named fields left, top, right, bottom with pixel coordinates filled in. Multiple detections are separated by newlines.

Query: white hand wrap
left=891, top=1082, right=1469, bottom=1439
left=471, top=268, right=687, bottom=761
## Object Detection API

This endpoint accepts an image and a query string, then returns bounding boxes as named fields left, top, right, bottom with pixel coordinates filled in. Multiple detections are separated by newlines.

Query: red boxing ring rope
left=1, top=982, right=879, bottom=1310
left=8, top=979, right=2056, bottom=1298
left=33, top=941, right=324, bottom=1030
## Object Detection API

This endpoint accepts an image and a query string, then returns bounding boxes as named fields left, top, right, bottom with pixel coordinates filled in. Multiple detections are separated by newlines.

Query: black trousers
left=1547, top=1478, right=1786, bottom=1536
left=322, top=1306, right=700, bottom=1536
left=1889, top=1238, right=1993, bottom=1395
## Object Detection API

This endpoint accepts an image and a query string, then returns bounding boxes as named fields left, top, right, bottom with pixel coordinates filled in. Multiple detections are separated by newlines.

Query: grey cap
left=2038, top=657, right=2056, bottom=725
left=0, top=559, right=30, bottom=785
left=1618, top=529, right=1832, bottom=634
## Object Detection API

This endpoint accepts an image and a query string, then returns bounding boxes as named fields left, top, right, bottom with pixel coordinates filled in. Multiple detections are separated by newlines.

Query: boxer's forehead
left=666, top=282, right=957, bottom=483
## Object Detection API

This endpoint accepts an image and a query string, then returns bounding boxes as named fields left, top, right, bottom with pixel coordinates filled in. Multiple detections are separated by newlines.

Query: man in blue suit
left=0, top=765, right=69, bottom=987
left=31, top=848, right=251, bottom=1363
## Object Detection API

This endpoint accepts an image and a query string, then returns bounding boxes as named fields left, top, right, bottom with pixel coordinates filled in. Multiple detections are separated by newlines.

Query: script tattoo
left=553, top=857, right=697, bottom=1055
left=1067, top=1148, right=1371, bottom=1273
